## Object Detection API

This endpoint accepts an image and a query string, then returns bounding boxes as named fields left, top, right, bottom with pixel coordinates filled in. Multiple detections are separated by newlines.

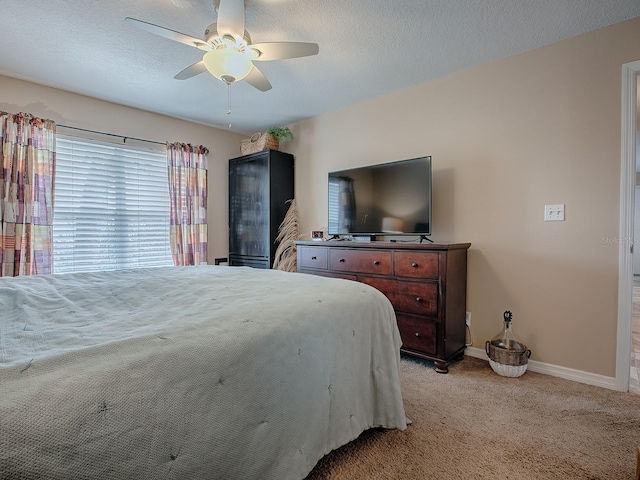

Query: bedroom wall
left=287, top=16, right=640, bottom=378
left=0, top=75, right=244, bottom=261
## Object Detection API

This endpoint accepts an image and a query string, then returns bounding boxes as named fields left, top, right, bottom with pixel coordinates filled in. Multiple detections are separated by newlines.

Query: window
left=53, top=135, right=173, bottom=273
left=328, top=177, right=340, bottom=234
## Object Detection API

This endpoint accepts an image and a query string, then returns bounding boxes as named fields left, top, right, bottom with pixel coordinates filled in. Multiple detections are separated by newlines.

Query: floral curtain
left=0, top=112, right=56, bottom=276
left=167, top=142, right=208, bottom=266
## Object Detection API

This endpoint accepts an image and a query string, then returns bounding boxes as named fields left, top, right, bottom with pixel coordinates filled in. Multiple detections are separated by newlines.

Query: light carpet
left=306, top=356, right=640, bottom=479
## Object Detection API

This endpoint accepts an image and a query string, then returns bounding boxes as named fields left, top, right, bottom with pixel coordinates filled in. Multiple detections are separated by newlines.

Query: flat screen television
left=327, top=156, right=432, bottom=238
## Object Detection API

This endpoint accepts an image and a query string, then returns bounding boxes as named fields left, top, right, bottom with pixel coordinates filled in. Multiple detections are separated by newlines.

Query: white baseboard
left=464, top=347, right=617, bottom=391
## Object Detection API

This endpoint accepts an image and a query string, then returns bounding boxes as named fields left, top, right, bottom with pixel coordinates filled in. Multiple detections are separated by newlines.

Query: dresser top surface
left=295, top=241, right=470, bottom=251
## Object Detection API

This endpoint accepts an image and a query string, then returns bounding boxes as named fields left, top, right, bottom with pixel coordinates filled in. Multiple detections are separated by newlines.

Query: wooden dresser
left=295, top=241, right=470, bottom=373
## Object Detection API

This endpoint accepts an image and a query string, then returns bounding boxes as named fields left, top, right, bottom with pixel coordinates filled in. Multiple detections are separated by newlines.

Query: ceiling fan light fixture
left=125, top=0, right=318, bottom=91
left=248, top=47, right=261, bottom=60
left=203, top=48, right=252, bottom=83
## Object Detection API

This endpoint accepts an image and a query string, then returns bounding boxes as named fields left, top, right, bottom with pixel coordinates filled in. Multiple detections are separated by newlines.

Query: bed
left=0, top=266, right=407, bottom=479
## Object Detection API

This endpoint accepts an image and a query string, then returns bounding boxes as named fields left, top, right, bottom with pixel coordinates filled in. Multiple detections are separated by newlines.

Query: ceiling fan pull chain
left=227, top=82, right=232, bottom=129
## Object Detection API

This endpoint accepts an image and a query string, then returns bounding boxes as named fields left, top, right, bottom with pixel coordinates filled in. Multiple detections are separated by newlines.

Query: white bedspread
left=0, top=266, right=407, bottom=479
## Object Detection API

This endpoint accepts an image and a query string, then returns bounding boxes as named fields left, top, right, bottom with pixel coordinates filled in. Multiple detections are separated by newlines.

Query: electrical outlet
left=465, top=312, right=471, bottom=327
left=544, top=204, right=565, bottom=221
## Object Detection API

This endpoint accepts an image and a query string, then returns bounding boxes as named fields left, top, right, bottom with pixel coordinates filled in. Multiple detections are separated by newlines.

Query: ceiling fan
left=125, top=0, right=319, bottom=92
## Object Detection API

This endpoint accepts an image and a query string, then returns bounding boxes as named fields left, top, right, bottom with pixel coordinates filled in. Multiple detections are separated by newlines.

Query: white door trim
left=616, top=60, right=639, bottom=392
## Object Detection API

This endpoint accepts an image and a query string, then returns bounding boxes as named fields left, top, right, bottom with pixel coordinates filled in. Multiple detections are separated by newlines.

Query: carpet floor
left=305, top=356, right=640, bottom=479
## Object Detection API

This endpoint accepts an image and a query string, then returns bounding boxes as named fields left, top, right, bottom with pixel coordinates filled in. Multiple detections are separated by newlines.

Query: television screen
left=328, top=156, right=432, bottom=237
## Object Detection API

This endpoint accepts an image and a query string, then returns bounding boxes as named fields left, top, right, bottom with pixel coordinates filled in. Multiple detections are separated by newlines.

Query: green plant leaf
left=267, top=126, right=293, bottom=141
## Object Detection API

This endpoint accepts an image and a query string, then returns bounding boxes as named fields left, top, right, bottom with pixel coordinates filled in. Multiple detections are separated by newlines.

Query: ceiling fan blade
left=250, top=42, right=319, bottom=61
left=124, top=17, right=208, bottom=50
left=216, top=0, right=245, bottom=39
left=244, top=65, right=272, bottom=92
left=174, top=61, right=208, bottom=80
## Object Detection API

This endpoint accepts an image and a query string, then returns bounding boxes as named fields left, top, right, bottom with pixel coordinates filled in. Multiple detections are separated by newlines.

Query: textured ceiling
left=1, top=0, right=639, bottom=134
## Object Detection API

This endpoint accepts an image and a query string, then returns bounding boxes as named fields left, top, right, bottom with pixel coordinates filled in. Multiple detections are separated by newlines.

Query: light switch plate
left=544, top=204, right=565, bottom=221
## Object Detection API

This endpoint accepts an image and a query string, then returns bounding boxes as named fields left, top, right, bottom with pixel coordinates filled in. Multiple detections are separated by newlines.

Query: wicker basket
left=485, top=341, right=531, bottom=378
left=240, top=132, right=279, bottom=155
left=488, top=359, right=529, bottom=378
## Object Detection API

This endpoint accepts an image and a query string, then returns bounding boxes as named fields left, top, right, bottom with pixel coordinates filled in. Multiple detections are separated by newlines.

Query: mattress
left=0, top=266, right=407, bottom=479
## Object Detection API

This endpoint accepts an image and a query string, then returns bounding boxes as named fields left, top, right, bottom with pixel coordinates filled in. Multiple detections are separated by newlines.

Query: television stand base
left=419, top=235, right=434, bottom=244
left=353, top=235, right=373, bottom=243
left=327, top=234, right=351, bottom=241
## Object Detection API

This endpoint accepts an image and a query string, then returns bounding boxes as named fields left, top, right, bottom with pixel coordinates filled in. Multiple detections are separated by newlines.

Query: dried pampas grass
left=272, top=199, right=298, bottom=272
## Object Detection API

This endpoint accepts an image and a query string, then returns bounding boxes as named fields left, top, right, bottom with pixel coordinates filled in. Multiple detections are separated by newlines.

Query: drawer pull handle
left=415, top=332, right=420, bottom=337
left=416, top=297, right=423, bottom=302
left=311, top=256, right=317, bottom=260
left=373, top=260, right=380, bottom=265
left=339, top=258, right=345, bottom=263
left=411, top=262, right=418, bottom=268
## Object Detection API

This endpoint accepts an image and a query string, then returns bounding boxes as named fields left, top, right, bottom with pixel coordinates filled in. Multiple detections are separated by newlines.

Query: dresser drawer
left=360, top=277, right=438, bottom=316
left=329, top=249, right=392, bottom=275
left=394, top=251, right=439, bottom=279
left=397, top=314, right=437, bottom=356
left=298, top=246, right=328, bottom=270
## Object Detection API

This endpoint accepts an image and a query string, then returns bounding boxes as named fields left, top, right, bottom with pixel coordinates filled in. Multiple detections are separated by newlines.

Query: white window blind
left=53, top=135, right=173, bottom=274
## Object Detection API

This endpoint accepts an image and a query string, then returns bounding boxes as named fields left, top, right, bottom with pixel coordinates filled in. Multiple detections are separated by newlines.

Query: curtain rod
left=57, top=124, right=165, bottom=146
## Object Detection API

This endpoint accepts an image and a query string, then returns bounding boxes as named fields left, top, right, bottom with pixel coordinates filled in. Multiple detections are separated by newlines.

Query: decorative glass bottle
left=490, top=311, right=526, bottom=351
left=485, top=311, right=531, bottom=377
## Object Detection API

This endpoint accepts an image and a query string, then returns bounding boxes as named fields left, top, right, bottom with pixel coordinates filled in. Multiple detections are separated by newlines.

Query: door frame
left=616, top=60, right=639, bottom=391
